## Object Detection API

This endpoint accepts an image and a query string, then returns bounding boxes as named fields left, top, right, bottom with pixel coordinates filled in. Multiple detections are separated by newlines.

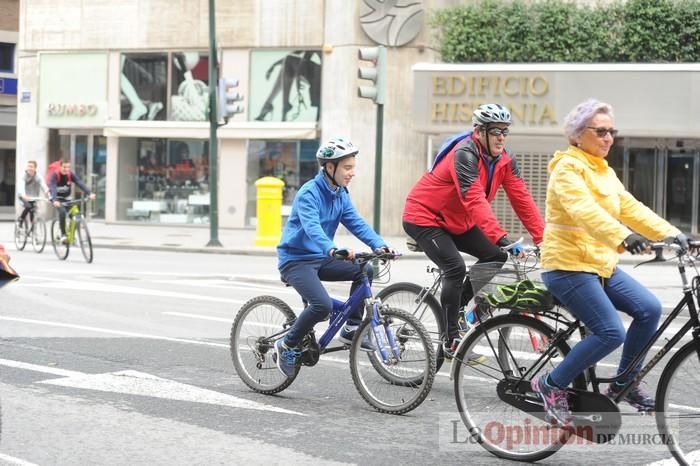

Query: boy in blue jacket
left=275, top=137, right=393, bottom=377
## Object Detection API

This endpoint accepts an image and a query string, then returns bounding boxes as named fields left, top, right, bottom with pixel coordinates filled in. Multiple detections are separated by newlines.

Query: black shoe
left=442, top=338, right=485, bottom=365
left=338, top=325, right=376, bottom=352
left=606, top=382, right=655, bottom=412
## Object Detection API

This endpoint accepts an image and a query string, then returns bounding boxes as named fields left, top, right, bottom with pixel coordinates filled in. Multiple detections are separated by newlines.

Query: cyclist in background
left=533, top=98, right=689, bottom=426
left=403, top=103, right=545, bottom=358
left=17, top=160, right=49, bottom=225
left=274, top=137, right=395, bottom=377
left=49, top=159, right=96, bottom=243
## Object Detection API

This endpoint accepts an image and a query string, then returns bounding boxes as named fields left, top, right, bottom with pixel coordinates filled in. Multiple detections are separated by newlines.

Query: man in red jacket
left=403, top=103, right=545, bottom=358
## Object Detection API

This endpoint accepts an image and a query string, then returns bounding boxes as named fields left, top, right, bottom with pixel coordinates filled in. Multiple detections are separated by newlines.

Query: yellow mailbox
left=254, top=176, right=285, bottom=247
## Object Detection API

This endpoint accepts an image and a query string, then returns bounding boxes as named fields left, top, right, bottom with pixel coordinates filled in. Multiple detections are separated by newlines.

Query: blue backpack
left=430, top=130, right=473, bottom=173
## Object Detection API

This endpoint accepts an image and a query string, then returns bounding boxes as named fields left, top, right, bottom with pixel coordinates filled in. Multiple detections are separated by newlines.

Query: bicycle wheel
left=656, top=340, right=700, bottom=465
left=349, top=306, right=436, bottom=415
left=14, top=219, right=27, bottom=251
left=76, top=217, right=93, bottom=263
left=454, top=313, right=586, bottom=462
left=230, top=295, right=299, bottom=394
left=51, top=219, right=69, bottom=260
left=32, top=219, right=47, bottom=253
left=376, top=282, right=445, bottom=371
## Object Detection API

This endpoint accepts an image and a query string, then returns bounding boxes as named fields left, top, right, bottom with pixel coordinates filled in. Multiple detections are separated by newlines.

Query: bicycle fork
left=367, top=299, right=401, bottom=364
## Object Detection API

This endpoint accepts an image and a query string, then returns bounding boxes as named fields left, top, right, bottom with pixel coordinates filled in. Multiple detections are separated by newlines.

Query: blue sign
left=0, top=77, right=18, bottom=95
left=20, top=90, right=30, bottom=103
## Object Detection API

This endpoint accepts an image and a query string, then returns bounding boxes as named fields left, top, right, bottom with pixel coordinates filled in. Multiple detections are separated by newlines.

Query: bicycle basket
left=468, top=262, right=554, bottom=311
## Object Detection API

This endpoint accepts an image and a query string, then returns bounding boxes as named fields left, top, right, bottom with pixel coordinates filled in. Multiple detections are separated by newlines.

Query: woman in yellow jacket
left=531, top=98, right=689, bottom=427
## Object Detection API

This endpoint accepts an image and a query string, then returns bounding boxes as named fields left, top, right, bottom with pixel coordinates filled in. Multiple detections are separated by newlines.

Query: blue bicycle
left=230, top=250, right=436, bottom=414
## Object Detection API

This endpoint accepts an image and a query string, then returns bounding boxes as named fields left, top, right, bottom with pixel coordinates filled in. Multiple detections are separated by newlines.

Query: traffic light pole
left=206, top=0, right=223, bottom=247
left=373, top=103, right=384, bottom=234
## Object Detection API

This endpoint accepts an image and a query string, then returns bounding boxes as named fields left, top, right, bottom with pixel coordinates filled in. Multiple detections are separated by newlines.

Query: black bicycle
left=14, top=198, right=48, bottom=253
left=452, top=241, right=700, bottom=463
left=376, top=241, right=540, bottom=371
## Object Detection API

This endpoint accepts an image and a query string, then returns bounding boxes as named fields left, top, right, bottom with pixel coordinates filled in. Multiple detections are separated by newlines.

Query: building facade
left=0, top=0, right=18, bottom=219
left=14, top=1, right=700, bottom=238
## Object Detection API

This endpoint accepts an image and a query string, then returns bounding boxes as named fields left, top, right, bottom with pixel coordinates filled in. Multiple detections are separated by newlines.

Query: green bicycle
left=51, top=198, right=93, bottom=263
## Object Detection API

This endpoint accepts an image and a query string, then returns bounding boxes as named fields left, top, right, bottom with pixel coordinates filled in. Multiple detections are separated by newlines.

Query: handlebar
left=333, top=249, right=402, bottom=264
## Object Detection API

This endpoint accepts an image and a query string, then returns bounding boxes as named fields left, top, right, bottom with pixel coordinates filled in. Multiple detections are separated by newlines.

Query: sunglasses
left=586, top=126, right=619, bottom=138
left=486, top=127, right=510, bottom=137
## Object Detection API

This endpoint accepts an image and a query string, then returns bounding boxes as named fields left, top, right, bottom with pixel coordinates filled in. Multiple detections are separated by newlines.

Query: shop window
left=120, top=52, right=210, bottom=122
left=170, top=52, right=209, bottom=121
left=0, top=43, right=14, bottom=73
left=249, top=50, right=322, bottom=122
left=120, top=54, right=167, bottom=121
left=245, top=139, right=320, bottom=225
left=0, top=149, right=15, bottom=206
left=118, top=137, right=209, bottom=223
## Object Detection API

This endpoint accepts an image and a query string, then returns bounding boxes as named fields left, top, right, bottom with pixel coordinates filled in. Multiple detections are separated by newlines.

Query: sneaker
left=531, top=373, right=573, bottom=427
left=606, top=382, right=655, bottom=412
left=338, top=325, right=376, bottom=352
left=442, top=338, right=486, bottom=365
left=274, top=339, right=300, bottom=378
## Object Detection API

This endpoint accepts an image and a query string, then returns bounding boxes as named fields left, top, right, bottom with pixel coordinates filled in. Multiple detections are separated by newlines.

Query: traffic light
left=217, top=78, right=244, bottom=122
left=357, top=46, right=386, bottom=105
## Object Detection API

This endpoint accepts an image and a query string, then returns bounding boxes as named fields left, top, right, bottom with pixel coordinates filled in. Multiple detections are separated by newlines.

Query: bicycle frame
left=65, top=203, right=80, bottom=243
left=318, top=274, right=401, bottom=364
left=263, top=253, right=403, bottom=364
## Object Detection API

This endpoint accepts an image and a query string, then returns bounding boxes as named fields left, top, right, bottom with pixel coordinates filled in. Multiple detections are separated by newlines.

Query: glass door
left=92, top=136, right=107, bottom=218
left=666, top=151, right=695, bottom=233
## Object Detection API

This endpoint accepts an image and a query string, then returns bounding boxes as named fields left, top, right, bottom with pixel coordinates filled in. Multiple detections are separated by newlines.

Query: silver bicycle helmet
left=472, top=103, right=512, bottom=127
left=316, top=137, right=359, bottom=164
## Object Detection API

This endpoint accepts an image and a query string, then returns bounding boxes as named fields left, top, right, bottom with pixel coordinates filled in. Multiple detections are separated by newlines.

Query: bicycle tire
left=14, top=219, right=27, bottom=251
left=375, top=282, right=446, bottom=371
left=349, top=306, right=436, bottom=415
left=50, top=219, right=69, bottom=260
left=655, top=340, right=700, bottom=466
left=230, top=295, right=299, bottom=394
left=77, top=216, right=93, bottom=263
left=32, top=219, right=47, bottom=253
left=454, top=313, right=586, bottom=462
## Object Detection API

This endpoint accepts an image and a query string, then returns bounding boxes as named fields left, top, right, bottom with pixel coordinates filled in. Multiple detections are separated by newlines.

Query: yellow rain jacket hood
left=541, top=146, right=680, bottom=278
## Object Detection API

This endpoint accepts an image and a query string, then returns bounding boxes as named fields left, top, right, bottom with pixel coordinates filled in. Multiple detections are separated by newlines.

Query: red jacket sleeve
left=501, top=157, right=545, bottom=244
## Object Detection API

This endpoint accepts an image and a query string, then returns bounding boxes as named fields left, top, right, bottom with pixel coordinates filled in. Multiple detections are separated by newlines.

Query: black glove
left=497, top=235, right=523, bottom=256
left=623, top=233, right=650, bottom=255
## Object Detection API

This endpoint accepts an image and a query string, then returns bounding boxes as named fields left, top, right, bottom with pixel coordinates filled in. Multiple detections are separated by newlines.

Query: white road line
left=0, top=316, right=227, bottom=348
left=163, top=312, right=232, bottom=323
left=17, top=281, right=246, bottom=304
left=0, top=453, right=40, bottom=466
left=0, top=358, right=82, bottom=377
left=0, top=359, right=302, bottom=416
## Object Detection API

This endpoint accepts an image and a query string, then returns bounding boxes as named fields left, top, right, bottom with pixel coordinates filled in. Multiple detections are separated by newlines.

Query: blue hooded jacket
left=277, top=171, right=385, bottom=269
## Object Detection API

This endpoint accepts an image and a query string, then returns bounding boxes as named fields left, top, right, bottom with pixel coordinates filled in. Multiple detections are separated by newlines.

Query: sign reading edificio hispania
left=429, top=74, right=557, bottom=126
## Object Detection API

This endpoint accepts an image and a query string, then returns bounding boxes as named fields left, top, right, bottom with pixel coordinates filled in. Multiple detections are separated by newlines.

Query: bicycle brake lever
left=634, top=248, right=667, bottom=268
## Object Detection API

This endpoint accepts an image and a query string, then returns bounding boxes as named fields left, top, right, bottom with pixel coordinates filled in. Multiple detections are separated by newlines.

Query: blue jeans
left=542, top=268, right=661, bottom=388
left=280, top=257, right=373, bottom=347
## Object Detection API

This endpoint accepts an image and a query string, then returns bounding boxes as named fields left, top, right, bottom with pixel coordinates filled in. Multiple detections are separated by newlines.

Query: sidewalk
left=0, top=220, right=664, bottom=265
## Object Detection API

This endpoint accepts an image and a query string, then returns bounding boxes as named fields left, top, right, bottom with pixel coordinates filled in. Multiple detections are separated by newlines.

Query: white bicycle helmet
left=316, top=137, right=359, bottom=164
left=472, top=103, right=512, bottom=127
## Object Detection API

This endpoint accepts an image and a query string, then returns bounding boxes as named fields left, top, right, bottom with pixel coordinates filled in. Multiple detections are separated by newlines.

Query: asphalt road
left=0, top=247, right=693, bottom=465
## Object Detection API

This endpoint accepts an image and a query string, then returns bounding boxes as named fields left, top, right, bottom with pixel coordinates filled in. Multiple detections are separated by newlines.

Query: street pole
left=206, top=0, right=222, bottom=247
left=373, top=103, right=384, bottom=234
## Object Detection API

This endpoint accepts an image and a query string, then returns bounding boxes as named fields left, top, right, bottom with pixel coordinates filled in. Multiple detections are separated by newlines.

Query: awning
left=103, top=120, right=319, bottom=140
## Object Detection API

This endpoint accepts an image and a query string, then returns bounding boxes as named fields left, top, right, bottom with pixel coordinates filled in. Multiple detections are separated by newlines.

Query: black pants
left=19, top=200, right=35, bottom=224
left=403, top=221, right=507, bottom=342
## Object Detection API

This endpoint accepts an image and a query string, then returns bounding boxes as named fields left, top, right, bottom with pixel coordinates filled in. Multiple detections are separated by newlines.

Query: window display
left=120, top=52, right=210, bottom=122
left=118, top=137, right=209, bottom=223
left=245, top=139, right=319, bottom=225
left=249, top=50, right=322, bottom=122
